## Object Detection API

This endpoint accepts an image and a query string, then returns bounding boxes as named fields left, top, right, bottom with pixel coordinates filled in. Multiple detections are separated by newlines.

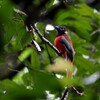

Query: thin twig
left=61, top=88, right=69, bottom=100
left=13, top=8, right=27, bottom=16
left=8, top=67, right=20, bottom=72
left=72, top=87, right=84, bottom=96
left=31, top=39, right=41, bottom=52
left=91, top=29, right=100, bottom=36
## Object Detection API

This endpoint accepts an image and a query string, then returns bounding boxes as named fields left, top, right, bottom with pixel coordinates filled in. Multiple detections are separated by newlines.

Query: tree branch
left=91, top=29, right=100, bottom=36
left=32, top=25, right=61, bottom=56
left=61, top=88, right=69, bottom=100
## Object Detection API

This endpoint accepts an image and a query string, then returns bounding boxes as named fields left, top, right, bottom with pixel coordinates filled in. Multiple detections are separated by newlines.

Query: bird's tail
left=66, top=60, right=74, bottom=78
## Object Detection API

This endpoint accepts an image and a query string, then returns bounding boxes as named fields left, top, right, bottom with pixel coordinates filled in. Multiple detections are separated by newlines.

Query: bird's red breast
left=54, top=32, right=74, bottom=59
left=54, top=34, right=67, bottom=58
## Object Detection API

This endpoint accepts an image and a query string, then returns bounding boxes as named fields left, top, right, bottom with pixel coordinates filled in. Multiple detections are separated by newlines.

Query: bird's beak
left=54, top=26, right=59, bottom=30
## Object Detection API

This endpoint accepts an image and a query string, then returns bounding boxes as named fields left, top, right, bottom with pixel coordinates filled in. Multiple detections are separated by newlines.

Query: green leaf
left=59, top=77, right=83, bottom=87
left=31, top=50, right=40, bottom=68
left=0, top=79, right=35, bottom=100
left=0, top=0, right=13, bottom=23
left=29, top=69, right=63, bottom=94
left=74, top=55, right=95, bottom=75
left=55, top=6, right=92, bottom=41
left=18, top=48, right=33, bottom=62
left=76, top=4, right=93, bottom=16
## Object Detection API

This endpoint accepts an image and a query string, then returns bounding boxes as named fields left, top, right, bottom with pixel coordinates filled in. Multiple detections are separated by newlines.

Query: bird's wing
left=60, top=36, right=74, bottom=61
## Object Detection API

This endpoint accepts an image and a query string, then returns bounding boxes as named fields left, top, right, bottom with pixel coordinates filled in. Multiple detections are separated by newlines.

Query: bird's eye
left=60, top=27, right=65, bottom=31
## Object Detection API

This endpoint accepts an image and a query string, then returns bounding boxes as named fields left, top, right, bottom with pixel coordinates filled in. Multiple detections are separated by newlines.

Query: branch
left=61, top=88, right=69, bottom=100
left=0, top=63, right=25, bottom=80
left=72, top=86, right=84, bottom=96
left=30, top=39, right=41, bottom=52
left=13, top=8, right=27, bottom=16
left=91, top=29, right=100, bottom=36
left=32, top=25, right=61, bottom=56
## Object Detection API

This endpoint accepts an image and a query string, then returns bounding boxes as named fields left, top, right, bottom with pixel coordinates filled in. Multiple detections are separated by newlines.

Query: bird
left=54, top=26, right=75, bottom=78
left=54, top=26, right=75, bottom=62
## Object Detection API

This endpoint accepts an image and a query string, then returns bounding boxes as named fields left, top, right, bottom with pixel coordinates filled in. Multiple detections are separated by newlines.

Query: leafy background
left=0, top=0, right=100, bottom=100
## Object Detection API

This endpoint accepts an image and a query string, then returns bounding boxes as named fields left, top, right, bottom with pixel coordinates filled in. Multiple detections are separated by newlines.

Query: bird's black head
left=55, top=26, right=65, bottom=36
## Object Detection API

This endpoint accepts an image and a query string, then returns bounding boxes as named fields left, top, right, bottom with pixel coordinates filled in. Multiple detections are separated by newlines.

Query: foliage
left=0, top=0, right=100, bottom=100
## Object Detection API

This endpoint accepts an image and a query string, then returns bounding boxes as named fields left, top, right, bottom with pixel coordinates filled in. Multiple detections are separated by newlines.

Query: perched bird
left=54, top=26, right=75, bottom=62
left=54, top=26, right=75, bottom=78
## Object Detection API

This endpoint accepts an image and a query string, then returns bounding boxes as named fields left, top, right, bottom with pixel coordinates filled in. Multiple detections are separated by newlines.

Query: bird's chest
left=54, top=35, right=66, bottom=54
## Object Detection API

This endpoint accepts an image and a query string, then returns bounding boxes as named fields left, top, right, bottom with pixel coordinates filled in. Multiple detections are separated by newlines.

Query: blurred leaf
left=18, top=48, right=33, bottom=62
left=0, top=79, right=35, bottom=100
left=31, top=50, right=40, bottom=69
left=13, top=68, right=29, bottom=85
left=76, top=47, right=90, bottom=56
left=54, top=4, right=100, bottom=41
left=59, top=77, right=83, bottom=87
left=94, top=50, right=100, bottom=59
left=91, top=32, right=100, bottom=43
left=40, top=50, right=51, bottom=66
left=76, top=4, right=93, bottom=16
left=74, top=55, right=95, bottom=75
left=22, top=72, right=33, bottom=87
left=29, top=69, right=63, bottom=94
left=0, top=0, right=13, bottom=23
left=47, top=57, right=74, bottom=73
